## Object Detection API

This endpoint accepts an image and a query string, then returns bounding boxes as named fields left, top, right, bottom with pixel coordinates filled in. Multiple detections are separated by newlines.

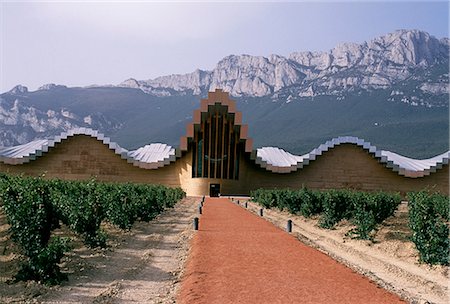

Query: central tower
left=179, top=89, right=253, bottom=182
left=192, top=103, right=241, bottom=179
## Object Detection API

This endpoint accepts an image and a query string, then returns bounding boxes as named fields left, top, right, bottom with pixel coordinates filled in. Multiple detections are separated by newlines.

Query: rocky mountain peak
left=120, top=29, right=447, bottom=98
left=38, top=84, right=68, bottom=91
left=9, top=85, right=28, bottom=94
left=119, top=78, right=141, bottom=89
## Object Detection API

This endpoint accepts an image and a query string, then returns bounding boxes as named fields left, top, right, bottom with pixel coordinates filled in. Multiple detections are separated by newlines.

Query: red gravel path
left=178, top=198, right=405, bottom=304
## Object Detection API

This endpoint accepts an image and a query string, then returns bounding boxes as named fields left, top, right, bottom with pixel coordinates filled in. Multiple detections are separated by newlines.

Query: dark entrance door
left=209, top=183, right=220, bottom=197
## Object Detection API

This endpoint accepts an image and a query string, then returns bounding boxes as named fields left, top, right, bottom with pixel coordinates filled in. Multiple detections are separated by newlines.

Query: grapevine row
left=0, top=173, right=185, bottom=284
left=251, top=188, right=449, bottom=265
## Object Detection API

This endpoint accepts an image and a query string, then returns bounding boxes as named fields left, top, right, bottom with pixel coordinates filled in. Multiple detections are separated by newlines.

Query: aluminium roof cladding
left=0, top=128, right=448, bottom=178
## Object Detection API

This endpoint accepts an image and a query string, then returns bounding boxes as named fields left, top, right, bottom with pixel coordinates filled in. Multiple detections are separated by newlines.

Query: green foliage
left=15, top=237, right=71, bottom=285
left=408, top=191, right=449, bottom=265
left=104, top=183, right=140, bottom=230
left=0, top=175, right=68, bottom=285
left=319, top=190, right=353, bottom=229
left=252, top=188, right=401, bottom=240
left=0, top=173, right=186, bottom=284
left=349, top=192, right=401, bottom=240
left=298, top=187, right=322, bottom=218
left=251, top=189, right=276, bottom=209
left=432, top=193, right=450, bottom=222
left=104, top=183, right=185, bottom=229
left=51, top=179, right=107, bottom=247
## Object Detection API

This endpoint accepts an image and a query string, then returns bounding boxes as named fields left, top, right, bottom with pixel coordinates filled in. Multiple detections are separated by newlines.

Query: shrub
left=104, top=183, right=139, bottom=230
left=15, top=237, right=71, bottom=285
left=319, top=190, right=353, bottom=229
left=251, top=189, right=276, bottom=209
left=252, top=187, right=401, bottom=240
left=298, top=188, right=322, bottom=217
left=51, top=179, right=107, bottom=247
left=0, top=175, right=69, bottom=284
left=348, top=192, right=376, bottom=239
left=408, top=191, right=449, bottom=265
left=433, top=193, right=450, bottom=222
left=371, top=192, right=402, bottom=224
left=0, top=174, right=186, bottom=284
left=349, top=192, right=401, bottom=240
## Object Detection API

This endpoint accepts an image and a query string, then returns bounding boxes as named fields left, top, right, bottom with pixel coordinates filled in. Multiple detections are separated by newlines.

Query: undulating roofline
left=0, top=127, right=448, bottom=178
left=0, top=128, right=176, bottom=170
left=252, top=137, right=449, bottom=178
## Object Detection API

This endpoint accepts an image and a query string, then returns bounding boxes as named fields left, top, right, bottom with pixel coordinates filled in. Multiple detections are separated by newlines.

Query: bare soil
left=179, top=198, right=404, bottom=304
left=240, top=199, right=449, bottom=304
left=0, top=197, right=199, bottom=304
left=1, top=197, right=448, bottom=303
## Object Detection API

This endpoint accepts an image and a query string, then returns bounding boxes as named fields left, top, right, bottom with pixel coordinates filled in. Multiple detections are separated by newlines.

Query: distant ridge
left=118, top=29, right=449, bottom=100
left=0, top=29, right=448, bottom=158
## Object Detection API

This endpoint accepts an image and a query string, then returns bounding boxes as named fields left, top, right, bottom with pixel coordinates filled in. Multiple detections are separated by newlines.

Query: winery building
left=0, top=89, right=448, bottom=196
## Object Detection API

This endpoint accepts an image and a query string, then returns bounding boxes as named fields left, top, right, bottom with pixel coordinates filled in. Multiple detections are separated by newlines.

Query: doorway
left=209, top=183, right=220, bottom=197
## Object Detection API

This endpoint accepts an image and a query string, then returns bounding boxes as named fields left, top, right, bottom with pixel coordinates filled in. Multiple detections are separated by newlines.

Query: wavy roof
left=0, top=128, right=175, bottom=169
left=252, top=136, right=449, bottom=178
left=0, top=129, right=448, bottom=178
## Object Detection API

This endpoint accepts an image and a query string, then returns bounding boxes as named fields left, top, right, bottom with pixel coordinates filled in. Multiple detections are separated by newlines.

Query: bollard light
left=199, top=206, right=202, bottom=215
left=194, top=217, right=199, bottom=230
left=286, top=220, right=292, bottom=233
left=259, top=208, right=264, bottom=217
left=245, top=202, right=247, bottom=208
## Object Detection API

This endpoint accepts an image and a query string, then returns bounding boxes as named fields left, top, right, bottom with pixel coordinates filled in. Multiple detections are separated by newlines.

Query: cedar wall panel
left=0, top=136, right=448, bottom=196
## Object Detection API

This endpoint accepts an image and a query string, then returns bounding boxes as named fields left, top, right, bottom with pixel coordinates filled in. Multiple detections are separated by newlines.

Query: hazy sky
left=1, top=0, right=448, bottom=93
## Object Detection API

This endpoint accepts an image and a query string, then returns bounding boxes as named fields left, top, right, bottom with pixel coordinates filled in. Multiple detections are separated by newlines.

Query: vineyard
left=251, top=188, right=449, bottom=265
left=0, top=174, right=185, bottom=285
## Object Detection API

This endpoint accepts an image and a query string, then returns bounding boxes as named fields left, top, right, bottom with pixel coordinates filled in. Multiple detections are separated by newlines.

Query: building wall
left=239, top=145, right=449, bottom=196
left=0, top=135, right=183, bottom=187
left=0, top=135, right=448, bottom=196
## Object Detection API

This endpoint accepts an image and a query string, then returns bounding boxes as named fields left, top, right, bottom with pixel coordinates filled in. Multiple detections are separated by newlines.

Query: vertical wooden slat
left=214, top=109, right=219, bottom=178
left=208, top=114, right=212, bottom=178
left=234, top=130, right=238, bottom=180
left=192, top=125, right=197, bottom=177
left=227, top=119, right=232, bottom=179
left=221, top=115, right=226, bottom=179
left=201, top=114, right=205, bottom=177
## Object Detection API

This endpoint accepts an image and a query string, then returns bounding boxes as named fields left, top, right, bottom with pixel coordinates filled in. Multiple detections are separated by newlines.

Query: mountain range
left=0, top=29, right=448, bottom=158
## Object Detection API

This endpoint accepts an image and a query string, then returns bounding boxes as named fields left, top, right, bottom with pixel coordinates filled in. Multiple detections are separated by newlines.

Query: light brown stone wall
left=238, top=144, right=449, bottom=196
left=0, top=135, right=183, bottom=187
left=0, top=136, right=448, bottom=196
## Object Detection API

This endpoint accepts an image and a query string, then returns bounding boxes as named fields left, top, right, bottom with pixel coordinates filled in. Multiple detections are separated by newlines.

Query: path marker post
left=286, top=220, right=292, bottom=233
left=259, top=208, right=264, bottom=217
left=194, top=217, right=199, bottom=230
left=245, top=202, right=247, bottom=208
left=199, top=206, right=202, bottom=215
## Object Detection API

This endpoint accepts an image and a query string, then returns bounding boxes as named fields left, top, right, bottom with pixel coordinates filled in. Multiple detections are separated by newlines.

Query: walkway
left=178, top=198, right=404, bottom=304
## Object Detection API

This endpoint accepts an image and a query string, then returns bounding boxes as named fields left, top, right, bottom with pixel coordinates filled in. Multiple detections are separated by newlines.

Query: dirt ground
left=238, top=199, right=449, bottom=304
left=179, top=198, right=404, bottom=304
left=1, top=196, right=448, bottom=303
left=0, top=197, right=199, bottom=304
